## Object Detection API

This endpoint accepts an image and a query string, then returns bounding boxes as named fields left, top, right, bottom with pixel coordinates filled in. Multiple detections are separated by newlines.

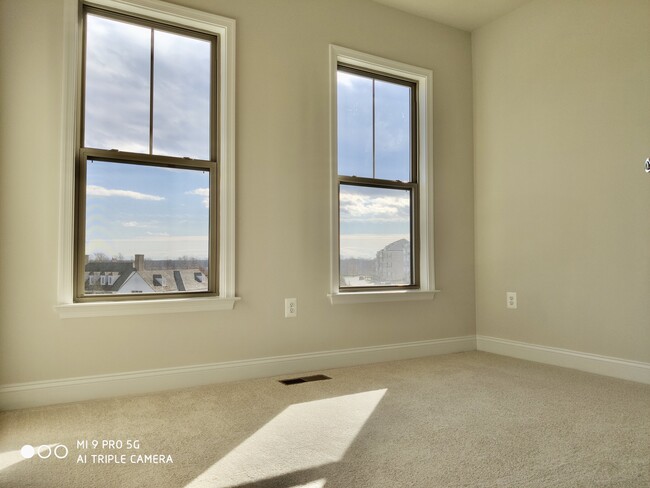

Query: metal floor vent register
left=278, top=374, right=332, bottom=385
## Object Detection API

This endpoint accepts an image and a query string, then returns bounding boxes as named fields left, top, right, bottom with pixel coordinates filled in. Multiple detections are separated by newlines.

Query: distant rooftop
left=84, top=255, right=207, bottom=294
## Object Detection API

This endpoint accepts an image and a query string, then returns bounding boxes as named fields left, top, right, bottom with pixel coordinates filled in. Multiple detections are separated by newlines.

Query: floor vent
left=278, top=374, right=331, bottom=385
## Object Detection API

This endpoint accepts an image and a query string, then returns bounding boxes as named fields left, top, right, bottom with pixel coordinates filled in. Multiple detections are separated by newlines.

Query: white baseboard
left=0, top=335, right=476, bottom=410
left=477, top=335, right=650, bottom=385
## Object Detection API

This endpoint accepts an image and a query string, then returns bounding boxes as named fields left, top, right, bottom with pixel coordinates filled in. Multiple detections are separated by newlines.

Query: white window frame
left=56, top=0, right=238, bottom=318
left=328, top=45, right=438, bottom=304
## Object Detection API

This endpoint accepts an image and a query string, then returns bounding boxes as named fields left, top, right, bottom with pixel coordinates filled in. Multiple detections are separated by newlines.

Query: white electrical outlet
left=506, top=292, right=517, bottom=309
left=285, top=298, right=297, bottom=318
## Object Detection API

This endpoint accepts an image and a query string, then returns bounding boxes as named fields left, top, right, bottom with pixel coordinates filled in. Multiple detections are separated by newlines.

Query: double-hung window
left=329, top=46, right=435, bottom=303
left=57, top=0, right=236, bottom=316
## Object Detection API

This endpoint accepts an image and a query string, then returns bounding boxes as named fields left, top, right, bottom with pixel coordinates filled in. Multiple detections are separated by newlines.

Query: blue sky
left=86, top=160, right=209, bottom=260
left=337, top=71, right=411, bottom=181
left=83, top=14, right=211, bottom=260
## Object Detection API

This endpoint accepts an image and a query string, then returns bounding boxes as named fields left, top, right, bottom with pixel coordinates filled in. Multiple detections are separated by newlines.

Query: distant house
left=84, top=254, right=208, bottom=295
left=84, top=261, right=138, bottom=294
left=376, top=239, right=411, bottom=284
left=117, top=271, right=155, bottom=294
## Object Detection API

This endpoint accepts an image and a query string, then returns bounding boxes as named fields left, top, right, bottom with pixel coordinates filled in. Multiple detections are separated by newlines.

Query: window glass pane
left=337, top=71, right=373, bottom=178
left=85, top=159, right=210, bottom=295
left=84, top=14, right=151, bottom=153
left=339, top=184, right=412, bottom=287
left=153, top=31, right=211, bottom=160
left=375, top=80, right=411, bottom=181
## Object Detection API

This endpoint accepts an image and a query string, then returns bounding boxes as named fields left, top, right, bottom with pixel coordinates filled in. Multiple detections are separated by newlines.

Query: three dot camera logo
left=20, top=444, right=69, bottom=460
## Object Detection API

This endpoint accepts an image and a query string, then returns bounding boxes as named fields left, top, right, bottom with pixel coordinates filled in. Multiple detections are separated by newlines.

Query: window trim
left=328, top=45, right=438, bottom=304
left=56, top=0, right=238, bottom=317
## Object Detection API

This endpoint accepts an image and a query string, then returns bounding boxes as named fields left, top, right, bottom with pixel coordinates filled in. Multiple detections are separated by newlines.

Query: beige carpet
left=1, top=351, right=648, bottom=487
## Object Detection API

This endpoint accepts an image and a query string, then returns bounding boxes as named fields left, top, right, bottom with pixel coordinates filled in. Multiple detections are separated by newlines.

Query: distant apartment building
left=85, top=254, right=208, bottom=295
left=376, top=239, right=411, bottom=284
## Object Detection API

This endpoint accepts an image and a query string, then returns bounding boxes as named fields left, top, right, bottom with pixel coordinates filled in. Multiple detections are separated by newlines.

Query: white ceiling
left=371, top=0, right=533, bottom=31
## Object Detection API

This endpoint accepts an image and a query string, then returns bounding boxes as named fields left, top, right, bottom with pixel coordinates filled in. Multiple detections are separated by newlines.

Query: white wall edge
left=328, top=290, right=440, bottom=304
left=0, top=336, right=476, bottom=410
left=56, top=296, right=240, bottom=318
left=477, top=335, right=650, bottom=385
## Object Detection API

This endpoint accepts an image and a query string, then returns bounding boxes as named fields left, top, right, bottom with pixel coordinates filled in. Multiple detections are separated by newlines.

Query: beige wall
left=0, top=0, right=475, bottom=384
left=473, top=0, right=650, bottom=362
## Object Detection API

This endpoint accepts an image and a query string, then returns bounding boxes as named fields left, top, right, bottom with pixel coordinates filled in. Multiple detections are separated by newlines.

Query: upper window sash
left=337, top=64, right=418, bottom=184
left=81, top=6, right=218, bottom=162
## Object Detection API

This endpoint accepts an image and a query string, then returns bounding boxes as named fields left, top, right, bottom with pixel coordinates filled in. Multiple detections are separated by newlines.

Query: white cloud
left=186, top=188, right=210, bottom=208
left=340, top=192, right=410, bottom=222
left=337, top=71, right=371, bottom=91
left=187, top=188, right=209, bottom=196
left=87, top=185, right=164, bottom=201
left=121, top=220, right=162, bottom=229
left=337, top=71, right=357, bottom=88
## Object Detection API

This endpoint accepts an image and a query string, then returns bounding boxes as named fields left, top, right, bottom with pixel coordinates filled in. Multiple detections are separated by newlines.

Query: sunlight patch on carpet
left=288, top=479, right=326, bottom=488
left=184, top=389, right=387, bottom=487
left=0, top=449, right=24, bottom=472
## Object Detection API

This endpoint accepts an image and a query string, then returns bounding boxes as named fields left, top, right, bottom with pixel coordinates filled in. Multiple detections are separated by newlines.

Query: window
left=57, top=0, right=236, bottom=316
left=77, top=7, right=216, bottom=302
left=337, top=66, right=417, bottom=290
left=329, top=46, right=436, bottom=304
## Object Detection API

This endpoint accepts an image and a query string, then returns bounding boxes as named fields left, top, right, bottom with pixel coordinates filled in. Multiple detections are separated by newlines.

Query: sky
left=83, top=14, right=212, bottom=261
left=337, top=71, right=412, bottom=181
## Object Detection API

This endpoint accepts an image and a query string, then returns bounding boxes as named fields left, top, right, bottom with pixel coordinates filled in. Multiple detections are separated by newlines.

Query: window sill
left=328, top=289, right=440, bottom=305
left=56, top=296, right=240, bottom=319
